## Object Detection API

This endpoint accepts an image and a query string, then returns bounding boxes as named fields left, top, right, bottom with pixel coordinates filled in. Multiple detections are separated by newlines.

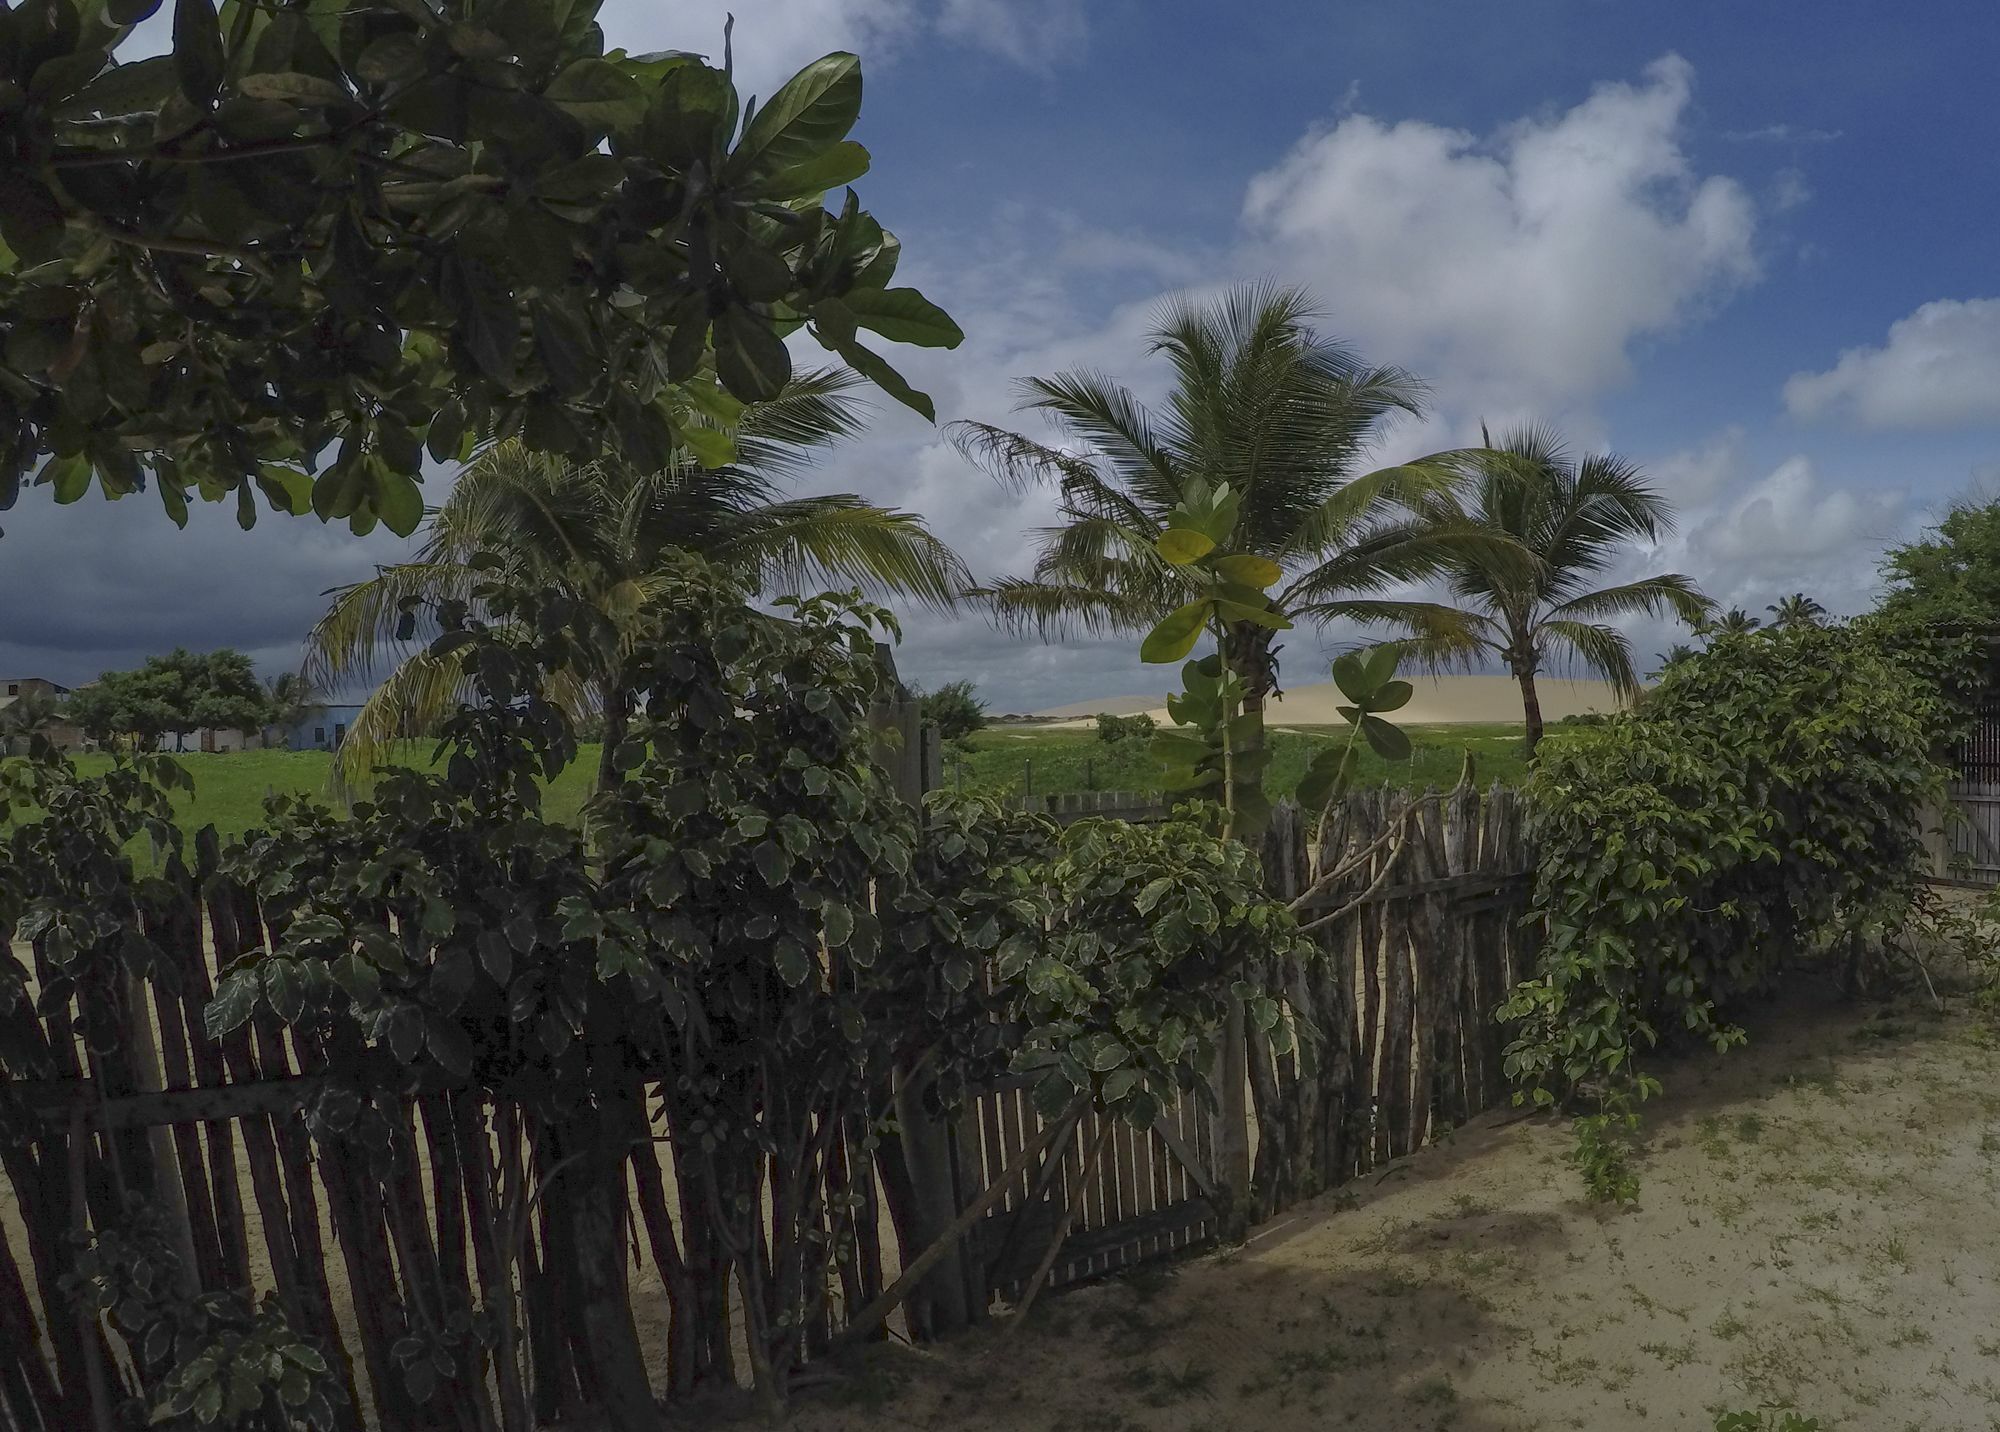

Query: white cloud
left=598, top=0, right=1084, bottom=95
left=1784, top=299, right=2000, bottom=430
left=1238, top=54, right=1759, bottom=414
left=936, top=0, right=1088, bottom=73
left=1668, top=453, right=1912, bottom=616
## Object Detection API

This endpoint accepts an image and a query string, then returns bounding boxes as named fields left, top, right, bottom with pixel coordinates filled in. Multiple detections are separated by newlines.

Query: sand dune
left=1035, top=674, right=1627, bottom=727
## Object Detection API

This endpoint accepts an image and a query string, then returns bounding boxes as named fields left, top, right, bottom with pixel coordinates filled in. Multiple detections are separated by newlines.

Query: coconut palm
left=1386, top=425, right=1709, bottom=753
left=1653, top=643, right=1699, bottom=678
left=1767, top=592, right=1827, bottom=630
left=950, top=283, right=1505, bottom=817
left=1708, top=607, right=1762, bottom=636
left=307, top=369, right=968, bottom=789
left=0, top=689, right=61, bottom=753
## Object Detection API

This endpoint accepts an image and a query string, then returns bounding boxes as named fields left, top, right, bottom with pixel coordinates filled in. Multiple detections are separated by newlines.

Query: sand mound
left=1037, top=674, right=1627, bottom=727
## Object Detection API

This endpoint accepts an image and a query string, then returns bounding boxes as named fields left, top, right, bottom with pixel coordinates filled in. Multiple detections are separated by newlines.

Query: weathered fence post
left=868, top=650, right=973, bottom=1336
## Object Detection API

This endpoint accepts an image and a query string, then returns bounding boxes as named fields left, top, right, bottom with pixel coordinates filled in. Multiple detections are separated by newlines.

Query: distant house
left=0, top=677, right=85, bottom=752
left=283, top=703, right=368, bottom=752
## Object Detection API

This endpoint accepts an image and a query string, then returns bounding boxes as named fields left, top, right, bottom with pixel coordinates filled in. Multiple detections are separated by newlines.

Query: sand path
left=780, top=993, right=2000, bottom=1432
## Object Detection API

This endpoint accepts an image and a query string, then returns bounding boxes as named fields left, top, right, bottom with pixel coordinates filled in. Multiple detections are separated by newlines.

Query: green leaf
left=1331, top=651, right=1369, bottom=704
left=1212, top=599, right=1291, bottom=631
left=60, top=54, right=174, bottom=115
left=203, top=969, right=257, bottom=1039
left=1156, top=526, right=1215, bottom=565
left=173, top=0, right=225, bottom=103
left=1140, top=601, right=1211, bottom=664
left=1212, top=552, right=1282, bottom=589
left=1361, top=642, right=1402, bottom=690
left=755, top=139, right=871, bottom=199
left=376, top=469, right=423, bottom=538
left=821, top=331, right=934, bottom=421
left=773, top=939, right=811, bottom=987
left=544, top=57, right=646, bottom=133
left=1360, top=714, right=1410, bottom=761
left=235, top=71, right=353, bottom=107
left=733, top=51, right=863, bottom=174
left=835, top=286, right=963, bottom=348
left=712, top=305, right=792, bottom=403
left=1368, top=679, right=1414, bottom=714
left=752, top=840, right=791, bottom=887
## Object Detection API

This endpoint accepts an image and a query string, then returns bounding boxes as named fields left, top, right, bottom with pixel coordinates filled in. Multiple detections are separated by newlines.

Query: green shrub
left=1095, top=711, right=1157, bottom=744
left=920, top=680, right=989, bottom=745
left=1504, top=622, right=1945, bottom=1194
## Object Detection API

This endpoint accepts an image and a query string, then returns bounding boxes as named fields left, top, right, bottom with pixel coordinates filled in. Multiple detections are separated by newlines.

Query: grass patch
left=46, top=747, right=601, bottom=870
left=948, top=722, right=1532, bottom=801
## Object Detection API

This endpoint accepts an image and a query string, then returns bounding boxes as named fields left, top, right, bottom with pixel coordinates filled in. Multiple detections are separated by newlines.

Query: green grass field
left=947, top=721, right=1533, bottom=801
left=42, top=720, right=1532, bottom=866
left=64, top=746, right=602, bottom=857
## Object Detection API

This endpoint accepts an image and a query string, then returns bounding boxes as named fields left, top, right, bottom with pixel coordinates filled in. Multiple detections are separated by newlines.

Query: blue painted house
left=285, top=704, right=367, bottom=752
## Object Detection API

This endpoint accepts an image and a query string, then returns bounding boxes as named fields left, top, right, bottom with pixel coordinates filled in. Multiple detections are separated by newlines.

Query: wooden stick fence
left=943, top=786, right=1536, bottom=1304
left=0, top=784, right=1536, bottom=1427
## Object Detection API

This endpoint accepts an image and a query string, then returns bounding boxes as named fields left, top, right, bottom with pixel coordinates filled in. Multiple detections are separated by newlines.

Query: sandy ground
left=776, top=992, right=2000, bottom=1432
left=1035, top=676, right=1627, bottom=728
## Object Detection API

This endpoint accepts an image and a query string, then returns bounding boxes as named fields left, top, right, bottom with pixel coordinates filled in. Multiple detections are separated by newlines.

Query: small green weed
left=1572, top=1111, right=1641, bottom=1204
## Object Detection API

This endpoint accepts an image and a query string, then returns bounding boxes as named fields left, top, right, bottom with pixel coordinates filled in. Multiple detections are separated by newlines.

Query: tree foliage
left=1865, top=495, right=2000, bottom=744
left=1387, top=424, right=1709, bottom=751
left=303, top=372, right=964, bottom=787
left=916, top=678, right=985, bottom=745
left=953, top=283, right=1491, bottom=834
left=0, top=0, right=961, bottom=535
left=65, top=646, right=271, bottom=748
left=1503, top=621, right=1943, bottom=1193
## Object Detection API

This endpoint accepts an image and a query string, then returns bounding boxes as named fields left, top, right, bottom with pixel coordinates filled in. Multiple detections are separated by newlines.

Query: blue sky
left=7, top=0, right=2000, bottom=710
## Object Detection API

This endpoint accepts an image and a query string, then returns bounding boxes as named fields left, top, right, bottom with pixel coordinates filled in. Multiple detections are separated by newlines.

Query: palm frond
left=302, top=561, right=481, bottom=694
left=1545, top=574, right=1710, bottom=626
left=1539, top=618, right=1643, bottom=699
left=707, top=496, right=970, bottom=610
left=978, top=578, right=1165, bottom=641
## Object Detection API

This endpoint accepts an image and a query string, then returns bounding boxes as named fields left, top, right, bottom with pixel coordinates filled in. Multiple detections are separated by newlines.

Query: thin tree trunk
left=594, top=685, right=630, bottom=792
left=1516, top=666, right=1545, bottom=754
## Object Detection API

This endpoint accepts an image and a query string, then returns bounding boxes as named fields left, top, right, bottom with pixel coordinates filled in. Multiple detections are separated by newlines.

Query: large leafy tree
left=951, top=284, right=1489, bottom=831
left=0, top=1, right=961, bottom=536
left=1387, top=426, right=1707, bottom=752
left=306, top=369, right=967, bottom=786
left=66, top=646, right=271, bottom=749
left=1864, top=496, right=2000, bottom=742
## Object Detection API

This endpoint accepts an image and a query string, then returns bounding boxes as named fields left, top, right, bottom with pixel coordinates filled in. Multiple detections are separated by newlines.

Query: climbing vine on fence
left=1503, top=621, right=1944, bottom=1194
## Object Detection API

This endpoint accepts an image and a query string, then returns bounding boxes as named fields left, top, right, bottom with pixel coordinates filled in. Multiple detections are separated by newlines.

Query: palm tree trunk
left=1516, top=665, right=1546, bottom=755
left=1224, top=623, right=1276, bottom=841
left=594, top=685, right=630, bottom=792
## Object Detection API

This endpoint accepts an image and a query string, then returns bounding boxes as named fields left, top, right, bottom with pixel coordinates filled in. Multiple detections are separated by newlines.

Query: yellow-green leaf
left=1140, top=600, right=1212, bottom=664
left=1157, top=527, right=1214, bottom=564
left=1212, top=552, right=1281, bottom=589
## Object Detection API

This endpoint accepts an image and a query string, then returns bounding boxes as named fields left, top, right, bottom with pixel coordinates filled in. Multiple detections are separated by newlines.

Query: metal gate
left=1947, top=703, right=2000, bottom=884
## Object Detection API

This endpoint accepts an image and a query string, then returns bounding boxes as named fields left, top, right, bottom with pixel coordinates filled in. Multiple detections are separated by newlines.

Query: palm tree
left=1389, top=425, right=1709, bottom=753
left=950, top=283, right=1501, bottom=817
left=307, top=370, right=968, bottom=789
left=0, top=689, right=61, bottom=754
left=1653, top=642, right=1699, bottom=678
left=1708, top=607, right=1762, bottom=636
left=1767, top=593, right=1827, bottom=630
left=262, top=671, right=317, bottom=744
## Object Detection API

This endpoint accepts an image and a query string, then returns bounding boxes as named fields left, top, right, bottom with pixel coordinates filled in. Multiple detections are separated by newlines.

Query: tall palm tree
left=1708, top=607, right=1762, bottom=636
left=307, top=369, right=968, bottom=789
left=950, top=284, right=1501, bottom=809
left=1387, top=425, right=1709, bottom=753
left=262, top=671, right=317, bottom=744
left=1767, top=592, right=1827, bottom=630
